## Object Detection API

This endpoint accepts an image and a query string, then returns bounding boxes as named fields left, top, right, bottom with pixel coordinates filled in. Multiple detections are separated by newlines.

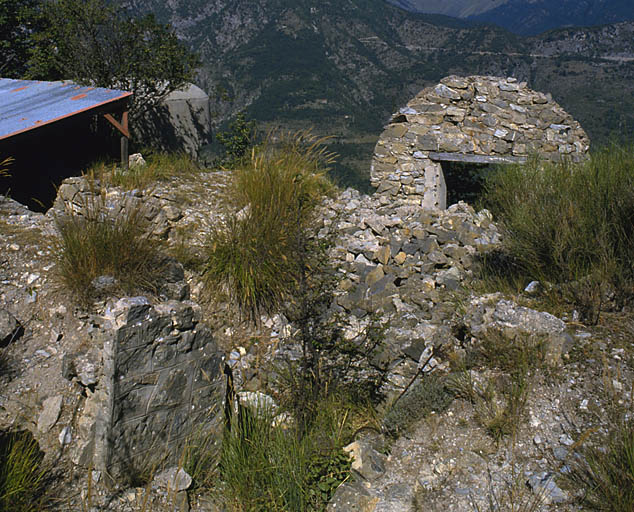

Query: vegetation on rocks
left=203, top=131, right=335, bottom=321
left=86, top=151, right=200, bottom=190
left=53, top=190, right=167, bottom=304
left=0, top=430, right=47, bottom=512
left=482, top=144, right=634, bottom=322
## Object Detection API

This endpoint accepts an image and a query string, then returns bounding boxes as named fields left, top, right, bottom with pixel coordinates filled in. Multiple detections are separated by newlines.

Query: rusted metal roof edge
left=0, top=91, right=133, bottom=142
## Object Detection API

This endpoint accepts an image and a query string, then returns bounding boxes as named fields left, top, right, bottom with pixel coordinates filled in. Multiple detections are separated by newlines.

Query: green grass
left=482, top=144, right=634, bottom=322
left=0, top=431, right=47, bottom=512
left=53, top=190, right=167, bottom=304
left=86, top=151, right=201, bottom=190
left=203, top=130, right=335, bottom=321
left=565, top=419, right=634, bottom=511
left=218, top=395, right=354, bottom=512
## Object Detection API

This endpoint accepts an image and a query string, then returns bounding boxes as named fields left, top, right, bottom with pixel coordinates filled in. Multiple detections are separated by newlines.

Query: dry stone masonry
left=371, top=75, right=590, bottom=209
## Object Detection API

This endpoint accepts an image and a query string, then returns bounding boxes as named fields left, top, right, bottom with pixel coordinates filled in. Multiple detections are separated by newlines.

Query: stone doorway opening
left=431, top=153, right=522, bottom=207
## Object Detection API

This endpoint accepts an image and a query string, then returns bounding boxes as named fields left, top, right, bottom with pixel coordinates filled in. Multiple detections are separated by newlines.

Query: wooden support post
left=121, top=135, right=129, bottom=171
left=104, top=110, right=130, bottom=170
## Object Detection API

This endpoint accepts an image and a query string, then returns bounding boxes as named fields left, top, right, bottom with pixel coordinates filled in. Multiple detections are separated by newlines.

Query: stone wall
left=71, top=297, right=225, bottom=484
left=371, top=75, right=590, bottom=209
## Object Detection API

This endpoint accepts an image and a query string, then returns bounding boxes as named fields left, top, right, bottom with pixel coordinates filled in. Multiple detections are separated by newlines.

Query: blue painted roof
left=0, top=78, right=132, bottom=140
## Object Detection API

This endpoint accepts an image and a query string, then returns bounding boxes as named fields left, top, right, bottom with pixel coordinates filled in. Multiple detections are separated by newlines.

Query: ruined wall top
left=371, top=75, right=590, bottom=209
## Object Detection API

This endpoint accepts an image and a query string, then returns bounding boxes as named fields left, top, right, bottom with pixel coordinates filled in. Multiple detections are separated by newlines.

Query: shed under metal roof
left=0, top=78, right=132, bottom=141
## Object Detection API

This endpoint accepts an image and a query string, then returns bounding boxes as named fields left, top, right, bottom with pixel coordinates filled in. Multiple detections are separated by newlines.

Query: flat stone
left=375, top=246, right=391, bottom=265
left=366, top=266, right=385, bottom=286
left=153, top=467, right=192, bottom=492
left=38, top=395, right=63, bottom=433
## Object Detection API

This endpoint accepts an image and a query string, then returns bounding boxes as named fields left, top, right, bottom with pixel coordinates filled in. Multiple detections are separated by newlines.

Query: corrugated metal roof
left=0, top=78, right=132, bottom=140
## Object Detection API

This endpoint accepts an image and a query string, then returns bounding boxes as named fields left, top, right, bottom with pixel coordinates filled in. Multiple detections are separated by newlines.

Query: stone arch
left=371, top=76, right=590, bottom=209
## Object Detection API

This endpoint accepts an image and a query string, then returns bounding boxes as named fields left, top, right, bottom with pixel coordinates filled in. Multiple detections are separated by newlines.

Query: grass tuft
left=203, top=130, right=336, bottom=321
left=53, top=190, right=167, bottom=304
left=0, top=430, right=47, bottom=512
left=565, top=419, right=634, bottom=511
left=482, top=145, right=634, bottom=321
left=86, top=151, right=200, bottom=190
left=219, top=395, right=353, bottom=512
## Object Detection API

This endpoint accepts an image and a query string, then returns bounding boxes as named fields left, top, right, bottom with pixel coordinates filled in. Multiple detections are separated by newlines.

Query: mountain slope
left=119, top=0, right=634, bottom=187
left=391, top=0, right=634, bottom=35
left=387, top=0, right=507, bottom=18
left=470, top=0, right=634, bottom=35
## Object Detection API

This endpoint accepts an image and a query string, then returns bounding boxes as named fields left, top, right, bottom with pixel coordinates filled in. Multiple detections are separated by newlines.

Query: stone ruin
left=371, top=75, right=590, bottom=209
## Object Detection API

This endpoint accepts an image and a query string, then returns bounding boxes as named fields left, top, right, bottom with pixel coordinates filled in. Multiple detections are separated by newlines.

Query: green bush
left=216, top=111, right=257, bottom=167
left=203, top=131, right=335, bottom=321
left=483, top=145, right=634, bottom=317
left=0, top=431, right=46, bottom=512
left=383, top=374, right=453, bottom=437
left=54, top=191, right=166, bottom=304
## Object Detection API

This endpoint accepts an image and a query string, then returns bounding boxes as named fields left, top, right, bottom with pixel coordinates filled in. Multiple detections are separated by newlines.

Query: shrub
left=483, top=145, right=634, bottom=319
left=0, top=430, right=47, bottom=512
left=216, top=111, right=257, bottom=167
left=53, top=191, right=166, bottom=304
left=383, top=374, right=453, bottom=437
left=203, top=131, right=335, bottom=321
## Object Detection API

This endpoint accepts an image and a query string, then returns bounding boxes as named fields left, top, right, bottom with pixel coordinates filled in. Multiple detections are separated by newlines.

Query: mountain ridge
left=388, top=0, right=634, bottom=35
left=118, top=0, right=634, bottom=186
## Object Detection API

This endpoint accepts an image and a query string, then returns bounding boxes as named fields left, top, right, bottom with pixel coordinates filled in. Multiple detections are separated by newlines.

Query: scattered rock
left=0, top=309, right=23, bottom=346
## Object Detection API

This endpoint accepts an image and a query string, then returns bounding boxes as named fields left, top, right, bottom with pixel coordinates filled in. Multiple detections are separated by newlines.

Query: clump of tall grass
left=53, top=191, right=166, bottom=304
left=86, top=151, right=200, bottom=190
left=0, top=430, right=47, bottom=512
left=564, top=419, right=634, bottom=511
left=482, top=145, right=634, bottom=319
left=219, top=394, right=355, bottom=512
left=203, top=130, right=335, bottom=321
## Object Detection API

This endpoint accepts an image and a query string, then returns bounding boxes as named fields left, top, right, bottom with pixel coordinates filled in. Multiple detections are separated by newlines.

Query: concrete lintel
left=428, top=152, right=527, bottom=165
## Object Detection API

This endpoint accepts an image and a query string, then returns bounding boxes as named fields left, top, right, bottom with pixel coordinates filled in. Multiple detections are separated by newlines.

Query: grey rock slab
left=491, top=299, right=565, bottom=335
left=153, top=467, right=192, bottom=492
left=38, top=395, right=63, bottom=432
left=327, top=479, right=380, bottom=511
left=344, top=440, right=388, bottom=482
left=0, top=309, right=23, bottom=346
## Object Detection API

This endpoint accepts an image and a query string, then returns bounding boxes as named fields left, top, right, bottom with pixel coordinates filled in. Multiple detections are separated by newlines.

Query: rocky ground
left=0, top=169, right=632, bottom=511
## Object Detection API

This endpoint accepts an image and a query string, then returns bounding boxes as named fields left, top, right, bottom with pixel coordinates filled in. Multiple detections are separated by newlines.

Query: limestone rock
left=38, top=395, right=63, bottom=433
left=153, top=467, right=192, bottom=492
left=344, top=440, right=388, bottom=482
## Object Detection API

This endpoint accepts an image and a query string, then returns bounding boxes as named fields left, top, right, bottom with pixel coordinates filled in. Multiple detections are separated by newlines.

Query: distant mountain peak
left=389, top=0, right=634, bottom=35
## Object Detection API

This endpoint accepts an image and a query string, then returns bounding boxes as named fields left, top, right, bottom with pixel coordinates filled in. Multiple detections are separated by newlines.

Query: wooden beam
left=103, top=111, right=130, bottom=139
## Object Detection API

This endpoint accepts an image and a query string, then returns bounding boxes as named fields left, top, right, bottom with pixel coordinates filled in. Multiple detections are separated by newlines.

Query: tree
left=26, top=0, right=200, bottom=121
left=0, top=0, right=45, bottom=78
left=216, top=112, right=257, bottom=166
